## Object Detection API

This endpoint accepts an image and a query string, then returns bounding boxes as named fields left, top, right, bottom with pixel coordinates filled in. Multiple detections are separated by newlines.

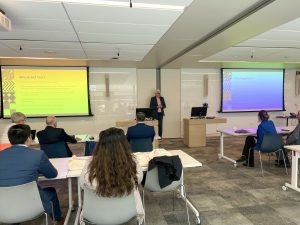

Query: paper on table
left=68, top=155, right=87, bottom=171
left=75, top=134, right=89, bottom=142
left=134, top=149, right=172, bottom=167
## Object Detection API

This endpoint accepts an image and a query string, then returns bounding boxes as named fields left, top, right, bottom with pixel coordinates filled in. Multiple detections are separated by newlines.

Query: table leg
left=284, top=151, right=300, bottom=192
left=74, top=177, right=82, bottom=225
left=218, top=132, right=237, bottom=166
left=286, top=118, right=289, bottom=127
left=219, top=132, right=224, bottom=158
left=64, top=178, right=73, bottom=225
left=178, top=172, right=200, bottom=224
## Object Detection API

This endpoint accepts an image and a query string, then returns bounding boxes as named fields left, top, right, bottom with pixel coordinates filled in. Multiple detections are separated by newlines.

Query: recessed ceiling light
left=24, top=0, right=185, bottom=11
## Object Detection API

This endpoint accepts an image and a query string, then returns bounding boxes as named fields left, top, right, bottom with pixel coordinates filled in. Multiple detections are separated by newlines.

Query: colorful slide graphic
left=221, top=69, right=284, bottom=112
left=1, top=66, right=90, bottom=117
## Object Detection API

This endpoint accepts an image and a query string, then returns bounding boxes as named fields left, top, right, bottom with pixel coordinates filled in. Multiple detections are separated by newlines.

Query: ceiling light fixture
left=27, top=0, right=185, bottom=11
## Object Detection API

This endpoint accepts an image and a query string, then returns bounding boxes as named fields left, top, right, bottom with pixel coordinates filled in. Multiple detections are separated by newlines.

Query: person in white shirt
left=80, top=127, right=144, bottom=223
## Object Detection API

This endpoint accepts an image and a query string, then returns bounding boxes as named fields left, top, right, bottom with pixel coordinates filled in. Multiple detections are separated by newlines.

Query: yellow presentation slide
left=1, top=66, right=90, bottom=118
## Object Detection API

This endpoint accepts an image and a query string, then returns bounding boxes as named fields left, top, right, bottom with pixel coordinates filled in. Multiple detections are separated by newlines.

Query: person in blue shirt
left=236, top=110, right=277, bottom=167
left=0, top=124, right=62, bottom=223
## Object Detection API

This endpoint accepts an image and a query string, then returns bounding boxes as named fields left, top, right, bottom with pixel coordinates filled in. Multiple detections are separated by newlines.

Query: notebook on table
left=234, top=129, right=249, bottom=134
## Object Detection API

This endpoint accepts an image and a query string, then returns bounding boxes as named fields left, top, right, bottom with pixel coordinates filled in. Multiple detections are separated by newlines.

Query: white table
left=48, top=158, right=74, bottom=225
left=282, top=145, right=300, bottom=193
left=217, top=126, right=294, bottom=167
left=50, top=150, right=202, bottom=225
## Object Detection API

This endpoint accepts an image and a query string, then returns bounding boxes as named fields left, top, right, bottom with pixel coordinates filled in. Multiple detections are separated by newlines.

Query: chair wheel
left=234, top=163, right=238, bottom=168
left=195, top=217, right=201, bottom=224
left=282, top=186, right=288, bottom=191
left=218, top=154, right=222, bottom=159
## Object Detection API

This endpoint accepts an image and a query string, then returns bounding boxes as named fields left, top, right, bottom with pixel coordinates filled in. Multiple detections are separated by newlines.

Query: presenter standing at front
left=150, top=89, right=166, bottom=139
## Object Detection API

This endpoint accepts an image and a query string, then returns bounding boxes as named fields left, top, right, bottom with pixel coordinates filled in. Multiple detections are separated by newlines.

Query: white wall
left=161, top=69, right=181, bottom=138
left=1, top=67, right=299, bottom=139
left=137, top=69, right=156, bottom=107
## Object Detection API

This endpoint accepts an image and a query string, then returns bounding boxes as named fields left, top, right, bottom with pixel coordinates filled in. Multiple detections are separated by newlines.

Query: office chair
left=248, top=133, right=288, bottom=176
left=40, top=141, right=72, bottom=158
left=84, top=141, right=96, bottom=156
left=142, top=166, right=191, bottom=225
left=0, top=181, right=48, bottom=224
left=81, top=187, right=142, bottom=225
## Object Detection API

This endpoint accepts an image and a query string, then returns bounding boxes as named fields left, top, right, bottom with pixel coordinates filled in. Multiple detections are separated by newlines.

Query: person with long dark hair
left=236, top=110, right=277, bottom=167
left=80, top=127, right=144, bottom=222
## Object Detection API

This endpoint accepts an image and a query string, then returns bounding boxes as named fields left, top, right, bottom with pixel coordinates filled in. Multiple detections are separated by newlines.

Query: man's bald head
left=46, top=116, right=57, bottom=127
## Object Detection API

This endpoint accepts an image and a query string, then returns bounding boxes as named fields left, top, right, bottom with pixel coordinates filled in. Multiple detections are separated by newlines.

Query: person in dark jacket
left=150, top=89, right=166, bottom=138
left=37, top=116, right=77, bottom=156
left=127, top=112, right=155, bottom=152
left=0, top=124, right=62, bottom=222
left=286, top=110, right=300, bottom=145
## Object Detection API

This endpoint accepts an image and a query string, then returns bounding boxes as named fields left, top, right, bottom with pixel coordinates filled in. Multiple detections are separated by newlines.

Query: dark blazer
left=37, top=126, right=77, bottom=145
left=126, top=123, right=155, bottom=142
left=148, top=155, right=182, bottom=188
left=150, top=96, right=166, bottom=119
left=0, top=145, right=57, bottom=187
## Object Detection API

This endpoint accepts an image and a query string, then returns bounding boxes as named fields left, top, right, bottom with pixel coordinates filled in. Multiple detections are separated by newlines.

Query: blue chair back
left=40, top=141, right=72, bottom=158
left=84, top=141, right=96, bottom=156
left=130, top=137, right=153, bottom=153
left=259, top=133, right=283, bottom=153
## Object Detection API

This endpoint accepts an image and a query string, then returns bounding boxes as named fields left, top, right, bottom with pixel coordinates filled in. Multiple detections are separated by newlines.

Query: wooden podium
left=183, top=118, right=227, bottom=147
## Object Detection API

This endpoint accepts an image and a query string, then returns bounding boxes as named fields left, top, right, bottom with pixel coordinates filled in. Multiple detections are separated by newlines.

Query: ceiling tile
left=64, top=3, right=182, bottom=26
left=3, top=40, right=82, bottom=50
left=72, top=20, right=168, bottom=37
left=0, top=30, right=78, bottom=42
left=0, top=0, right=68, bottom=20
left=12, top=18, right=74, bottom=32
left=78, top=32, right=158, bottom=44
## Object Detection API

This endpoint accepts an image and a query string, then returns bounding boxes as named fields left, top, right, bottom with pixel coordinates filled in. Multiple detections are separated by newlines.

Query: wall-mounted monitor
left=1, top=66, right=92, bottom=118
left=220, top=69, right=285, bottom=112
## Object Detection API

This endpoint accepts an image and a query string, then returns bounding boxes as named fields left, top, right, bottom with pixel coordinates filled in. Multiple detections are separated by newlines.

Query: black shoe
left=236, top=156, right=247, bottom=162
left=276, top=161, right=291, bottom=168
left=243, top=162, right=254, bottom=167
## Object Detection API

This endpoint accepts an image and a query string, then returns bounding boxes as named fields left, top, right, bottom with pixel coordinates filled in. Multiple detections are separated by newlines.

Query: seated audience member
left=286, top=110, right=300, bottom=145
left=0, top=112, right=26, bottom=144
left=37, top=116, right=77, bottom=155
left=126, top=112, right=155, bottom=152
left=0, top=124, right=62, bottom=223
left=80, top=127, right=144, bottom=223
left=236, top=110, right=277, bottom=167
